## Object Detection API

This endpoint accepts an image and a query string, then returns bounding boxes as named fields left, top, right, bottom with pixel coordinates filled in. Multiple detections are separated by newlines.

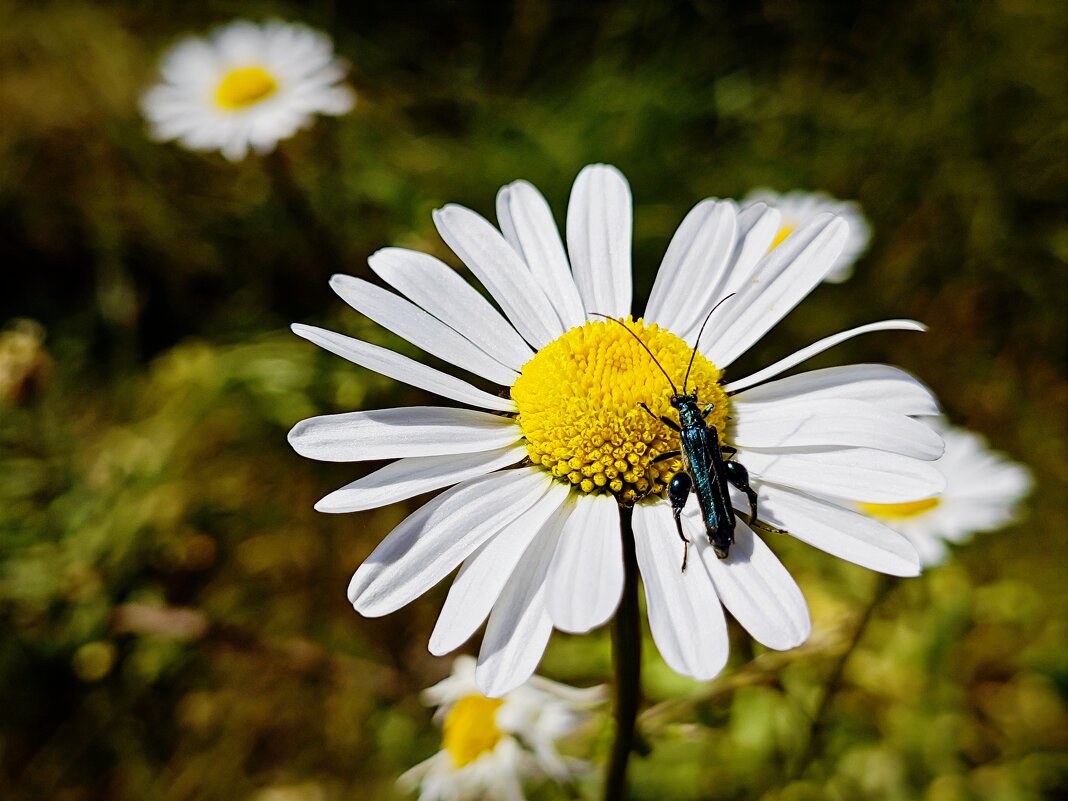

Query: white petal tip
left=328, top=273, right=355, bottom=292
left=427, top=639, right=454, bottom=658
left=580, top=162, right=624, bottom=175
left=766, top=625, right=812, bottom=652
left=687, top=664, right=729, bottom=682
left=499, top=178, right=532, bottom=195
left=286, top=420, right=308, bottom=448
left=552, top=619, right=597, bottom=636
left=474, top=668, right=523, bottom=700
left=351, top=596, right=385, bottom=618
left=860, top=549, right=923, bottom=578
left=312, top=497, right=347, bottom=514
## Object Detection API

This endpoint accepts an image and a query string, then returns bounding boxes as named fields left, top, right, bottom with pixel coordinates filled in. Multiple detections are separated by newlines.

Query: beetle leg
left=668, top=472, right=692, bottom=572
left=725, top=460, right=759, bottom=521
left=702, top=402, right=716, bottom=418
left=744, top=515, right=788, bottom=536
left=651, top=449, right=680, bottom=464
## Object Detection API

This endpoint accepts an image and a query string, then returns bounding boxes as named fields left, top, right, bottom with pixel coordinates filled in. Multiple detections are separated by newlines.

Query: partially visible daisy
left=858, top=423, right=1032, bottom=566
left=399, top=656, right=603, bottom=801
left=289, top=164, right=945, bottom=696
left=744, top=189, right=871, bottom=283
left=142, top=20, right=355, bottom=161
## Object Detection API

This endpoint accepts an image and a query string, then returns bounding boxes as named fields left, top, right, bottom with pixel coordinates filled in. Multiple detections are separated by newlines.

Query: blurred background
left=1, top=0, right=1065, bottom=799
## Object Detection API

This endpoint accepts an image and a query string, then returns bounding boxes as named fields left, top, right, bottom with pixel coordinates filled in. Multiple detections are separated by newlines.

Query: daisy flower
left=858, top=422, right=1032, bottom=566
left=399, top=656, right=602, bottom=801
left=743, top=189, right=871, bottom=283
left=141, top=19, right=355, bottom=161
left=289, top=164, right=946, bottom=696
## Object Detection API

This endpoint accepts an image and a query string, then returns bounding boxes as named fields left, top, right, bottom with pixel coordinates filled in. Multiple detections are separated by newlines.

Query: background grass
left=0, top=1, right=1065, bottom=799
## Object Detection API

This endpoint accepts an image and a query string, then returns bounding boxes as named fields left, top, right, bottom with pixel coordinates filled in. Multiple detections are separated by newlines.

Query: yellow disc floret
left=512, top=317, right=729, bottom=505
left=442, top=695, right=505, bottom=768
left=215, top=66, right=279, bottom=110
left=770, top=223, right=796, bottom=251
left=859, top=497, right=941, bottom=520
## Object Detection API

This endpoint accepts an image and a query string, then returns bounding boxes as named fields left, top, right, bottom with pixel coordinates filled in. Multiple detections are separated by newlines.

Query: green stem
left=264, top=148, right=346, bottom=277
left=603, top=505, right=641, bottom=801
left=791, top=574, right=892, bottom=777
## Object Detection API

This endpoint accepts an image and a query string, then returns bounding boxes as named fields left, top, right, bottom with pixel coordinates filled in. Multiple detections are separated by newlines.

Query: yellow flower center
left=512, top=318, right=729, bottom=505
left=770, top=223, right=796, bottom=251
left=442, top=695, right=505, bottom=768
left=859, top=497, right=942, bottom=520
left=215, top=66, right=278, bottom=110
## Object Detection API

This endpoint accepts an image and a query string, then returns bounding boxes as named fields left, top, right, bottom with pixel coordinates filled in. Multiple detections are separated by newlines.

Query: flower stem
left=791, top=574, right=892, bottom=778
left=604, top=505, right=641, bottom=801
left=264, top=148, right=346, bottom=277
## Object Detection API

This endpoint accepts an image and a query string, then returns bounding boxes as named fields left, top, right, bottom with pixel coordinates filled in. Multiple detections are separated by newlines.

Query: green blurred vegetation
left=1, top=0, right=1065, bottom=799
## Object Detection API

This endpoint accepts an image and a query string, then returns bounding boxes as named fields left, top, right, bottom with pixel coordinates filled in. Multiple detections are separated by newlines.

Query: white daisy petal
left=758, top=484, right=920, bottom=576
left=720, top=203, right=784, bottom=297
left=429, top=483, right=570, bottom=656
left=668, top=202, right=784, bottom=340
left=288, top=406, right=521, bottom=462
left=496, top=180, right=587, bottom=330
left=545, top=494, right=624, bottom=634
left=725, top=320, right=928, bottom=393
left=732, top=364, right=940, bottom=417
left=632, top=503, right=730, bottom=680
left=740, top=447, right=946, bottom=503
left=292, top=324, right=516, bottom=412
left=702, top=214, right=849, bottom=368
left=693, top=518, right=811, bottom=650
left=314, top=445, right=528, bottom=513
left=433, top=205, right=564, bottom=348
left=475, top=518, right=565, bottom=697
left=566, top=164, right=633, bottom=318
left=730, top=398, right=944, bottom=459
left=368, top=248, right=534, bottom=372
left=349, top=467, right=552, bottom=616
left=744, top=189, right=872, bottom=284
left=645, top=200, right=739, bottom=333
left=330, top=274, right=519, bottom=386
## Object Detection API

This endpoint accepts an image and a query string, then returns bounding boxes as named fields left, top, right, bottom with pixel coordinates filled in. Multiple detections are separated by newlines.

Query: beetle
left=594, top=295, right=767, bottom=570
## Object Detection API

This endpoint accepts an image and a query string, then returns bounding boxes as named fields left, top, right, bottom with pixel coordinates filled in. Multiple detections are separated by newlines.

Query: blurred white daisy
left=399, top=656, right=602, bottom=801
left=141, top=19, right=355, bottom=161
left=744, top=189, right=871, bottom=283
left=289, top=164, right=945, bottom=695
left=858, top=423, right=1031, bottom=566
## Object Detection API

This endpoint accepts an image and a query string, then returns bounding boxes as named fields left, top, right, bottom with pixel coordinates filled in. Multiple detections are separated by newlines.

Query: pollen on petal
left=512, top=317, right=729, bottom=503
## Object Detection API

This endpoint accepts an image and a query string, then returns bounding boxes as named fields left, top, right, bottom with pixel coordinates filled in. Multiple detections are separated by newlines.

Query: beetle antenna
left=589, top=313, right=679, bottom=395
left=683, top=293, right=736, bottom=393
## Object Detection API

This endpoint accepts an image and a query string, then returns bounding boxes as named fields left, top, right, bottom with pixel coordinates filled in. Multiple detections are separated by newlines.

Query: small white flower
left=857, top=423, right=1032, bottom=566
left=290, top=164, right=945, bottom=695
left=399, top=656, right=602, bottom=801
left=141, top=19, right=355, bottom=161
left=743, top=189, right=871, bottom=283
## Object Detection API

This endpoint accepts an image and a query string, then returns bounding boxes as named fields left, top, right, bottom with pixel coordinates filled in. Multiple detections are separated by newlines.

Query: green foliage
left=1, top=0, right=1065, bottom=799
